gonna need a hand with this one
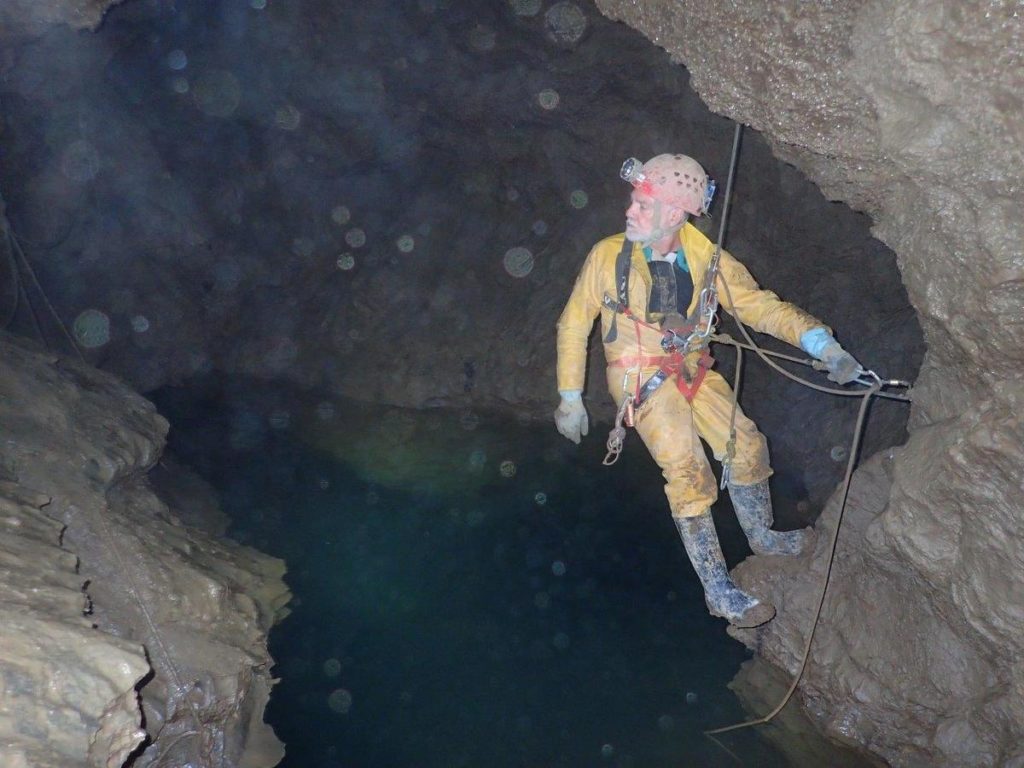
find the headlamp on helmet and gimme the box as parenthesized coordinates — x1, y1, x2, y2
(620, 157, 646, 185)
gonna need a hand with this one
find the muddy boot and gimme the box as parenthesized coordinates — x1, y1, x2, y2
(674, 512, 776, 628)
(729, 479, 813, 556)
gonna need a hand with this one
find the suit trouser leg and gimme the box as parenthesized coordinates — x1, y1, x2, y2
(616, 369, 771, 519)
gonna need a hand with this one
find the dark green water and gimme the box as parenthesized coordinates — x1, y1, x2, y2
(155, 381, 873, 768)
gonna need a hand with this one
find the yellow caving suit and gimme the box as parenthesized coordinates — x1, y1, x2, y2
(556, 223, 827, 519)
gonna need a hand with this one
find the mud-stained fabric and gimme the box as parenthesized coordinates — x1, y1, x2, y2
(556, 223, 828, 394)
(605, 364, 770, 518)
(559, 221, 826, 519)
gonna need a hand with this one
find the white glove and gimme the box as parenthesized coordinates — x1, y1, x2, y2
(554, 392, 589, 444)
(801, 328, 863, 385)
(820, 341, 863, 385)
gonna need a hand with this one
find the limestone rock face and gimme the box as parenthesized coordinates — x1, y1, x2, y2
(0, 0, 124, 38)
(0, 481, 148, 768)
(0, 333, 289, 767)
(593, 0, 1024, 764)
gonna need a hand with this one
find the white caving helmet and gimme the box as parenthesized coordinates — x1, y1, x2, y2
(621, 153, 715, 217)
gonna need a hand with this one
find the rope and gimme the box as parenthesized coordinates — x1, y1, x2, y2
(1, 227, 19, 329)
(597, 123, 912, 745)
(18, 267, 46, 343)
(602, 300, 657, 466)
(718, 271, 910, 399)
(711, 332, 911, 402)
(702, 246, 911, 741)
(8, 228, 86, 362)
(711, 333, 813, 367)
(85, 502, 212, 766)
(602, 400, 628, 466)
(705, 382, 878, 737)
(719, 344, 742, 489)
(679, 121, 913, 741)
(697, 122, 744, 333)
(0, 190, 85, 361)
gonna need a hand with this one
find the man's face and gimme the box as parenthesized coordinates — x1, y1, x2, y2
(625, 189, 658, 242)
(625, 189, 681, 242)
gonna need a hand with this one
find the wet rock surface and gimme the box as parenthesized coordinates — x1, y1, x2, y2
(592, 1, 1024, 762)
(730, 453, 1017, 766)
(728, 658, 886, 768)
(0, 480, 148, 768)
(0, 332, 289, 767)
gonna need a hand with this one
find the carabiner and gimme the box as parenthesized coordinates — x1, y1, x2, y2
(621, 364, 639, 395)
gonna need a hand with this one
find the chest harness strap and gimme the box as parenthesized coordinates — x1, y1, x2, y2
(600, 238, 716, 465)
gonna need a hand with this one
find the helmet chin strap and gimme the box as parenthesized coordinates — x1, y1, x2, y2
(633, 202, 686, 247)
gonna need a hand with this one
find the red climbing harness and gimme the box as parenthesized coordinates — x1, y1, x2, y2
(609, 348, 715, 407)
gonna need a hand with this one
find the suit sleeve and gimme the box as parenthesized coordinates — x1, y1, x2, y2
(715, 249, 829, 348)
(556, 246, 605, 392)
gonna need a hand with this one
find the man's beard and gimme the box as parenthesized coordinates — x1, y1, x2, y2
(624, 221, 648, 242)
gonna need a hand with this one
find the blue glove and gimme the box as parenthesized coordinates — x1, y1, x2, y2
(801, 328, 863, 385)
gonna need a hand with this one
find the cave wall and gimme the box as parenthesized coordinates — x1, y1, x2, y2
(592, 0, 1023, 764)
(0, 333, 290, 767)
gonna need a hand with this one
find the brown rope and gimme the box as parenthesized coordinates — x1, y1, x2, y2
(705, 383, 877, 736)
(705, 265, 904, 737)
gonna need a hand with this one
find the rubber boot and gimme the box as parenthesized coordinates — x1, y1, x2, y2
(674, 512, 775, 628)
(729, 480, 813, 556)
